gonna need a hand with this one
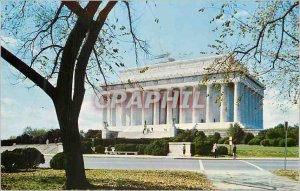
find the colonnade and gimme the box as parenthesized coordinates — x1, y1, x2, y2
(102, 82, 263, 129)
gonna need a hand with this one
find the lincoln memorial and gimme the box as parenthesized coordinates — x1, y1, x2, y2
(98, 55, 264, 139)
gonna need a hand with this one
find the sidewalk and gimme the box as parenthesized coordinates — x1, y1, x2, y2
(205, 170, 299, 190)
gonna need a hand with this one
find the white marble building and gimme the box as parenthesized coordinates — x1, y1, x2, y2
(99, 55, 264, 139)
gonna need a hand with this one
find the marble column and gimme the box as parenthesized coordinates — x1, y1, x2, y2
(255, 93, 260, 128)
(246, 87, 251, 127)
(259, 94, 264, 128)
(220, 83, 229, 122)
(106, 93, 111, 126)
(125, 92, 131, 126)
(141, 91, 145, 125)
(130, 93, 135, 126)
(179, 87, 184, 123)
(206, 84, 214, 123)
(234, 82, 242, 123)
(250, 90, 255, 128)
(153, 90, 160, 125)
(192, 86, 197, 123)
(167, 89, 173, 124)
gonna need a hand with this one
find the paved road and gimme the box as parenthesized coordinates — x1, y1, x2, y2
(40, 155, 298, 172)
(40, 156, 299, 190)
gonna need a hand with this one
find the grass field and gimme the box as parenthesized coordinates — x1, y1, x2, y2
(220, 144, 298, 158)
(273, 170, 299, 181)
(1, 169, 214, 190)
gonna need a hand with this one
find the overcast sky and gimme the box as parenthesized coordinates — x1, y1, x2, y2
(1, 1, 298, 139)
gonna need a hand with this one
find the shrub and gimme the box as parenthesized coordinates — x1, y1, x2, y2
(136, 144, 147, 155)
(244, 133, 255, 144)
(217, 146, 228, 155)
(279, 138, 297, 147)
(287, 138, 297, 147)
(1, 139, 17, 146)
(115, 144, 137, 152)
(269, 138, 282, 147)
(81, 141, 95, 154)
(218, 137, 228, 144)
(248, 137, 261, 145)
(260, 139, 270, 146)
(50, 152, 65, 170)
(95, 145, 105, 154)
(210, 132, 221, 143)
(266, 128, 283, 140)
(194, 139, 213, 156)
(1, 150, 22, 172)
(257, 130, 268, 140)
(144, 140, 168, 156)
(1, 148, 45, 172)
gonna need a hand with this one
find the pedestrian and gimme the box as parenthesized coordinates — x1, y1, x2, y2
(233, 144, 237, 159)
(182, 144, 186, 157)
(212, 143, 218, 158)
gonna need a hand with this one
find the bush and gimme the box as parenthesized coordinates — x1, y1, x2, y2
(1, 139, 17, 146)
(144, 140, 168, 156)
(218, 137, 228, 144)
(1, 150, 22, 172)
(269, 138, 282, 147)
(217, 146, 228, 155)
(266, 128, 283, 140)
(81, 141, 95, 154)
(194, 139, 213, 156)
(279, 138, 297, 147)
(115, 144, 138, 152)
(1, 148, 45, 172)
(95, 145, 105, 154)
(211, 132, 221, 143)
(50, 152, 66, 170)
(136, 144, 147, 155)
(260, 139, 270, 146)
(248, 137, 261, 145)
(244, 133, 255, 144)
(257, 130, 268, 140)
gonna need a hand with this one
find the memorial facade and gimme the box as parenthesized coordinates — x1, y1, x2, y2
(99, 55, 264, 139)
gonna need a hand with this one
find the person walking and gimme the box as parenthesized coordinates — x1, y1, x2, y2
(182, 144, 186, 157)
(212, 143, 218, 158)
(233, 144, 237, 159)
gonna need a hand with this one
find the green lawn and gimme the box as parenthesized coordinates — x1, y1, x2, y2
(220, 144, 298, 158)
(1, 169, 214, 190)
(273, 170, 299, 181)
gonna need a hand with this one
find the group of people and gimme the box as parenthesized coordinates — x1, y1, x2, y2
(212, 143, 237, 159)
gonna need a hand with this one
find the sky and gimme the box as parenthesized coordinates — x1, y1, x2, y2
(1, 1, 299, 139)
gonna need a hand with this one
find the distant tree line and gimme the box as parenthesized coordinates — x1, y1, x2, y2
(1, 128, 103, 146)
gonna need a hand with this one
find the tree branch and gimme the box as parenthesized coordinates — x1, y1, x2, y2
(1, 46, 56, 99)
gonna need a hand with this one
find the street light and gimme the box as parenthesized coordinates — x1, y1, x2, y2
(284, 121, 288, 170)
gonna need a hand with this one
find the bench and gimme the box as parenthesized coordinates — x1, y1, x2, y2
(104, 147, 138, 155)
(115, 151, 138, 155)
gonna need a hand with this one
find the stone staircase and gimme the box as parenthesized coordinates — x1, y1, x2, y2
(117, 130, 171, 139)
(1, 143, 62, 154)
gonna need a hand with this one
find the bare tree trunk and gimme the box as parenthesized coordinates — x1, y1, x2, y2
(55, 102, 88, 189)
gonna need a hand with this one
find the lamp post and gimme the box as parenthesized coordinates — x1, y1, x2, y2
(284, 121, 288, 170)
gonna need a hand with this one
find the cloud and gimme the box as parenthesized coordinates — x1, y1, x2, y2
(236, 10, 250, 17)
(263, 89, 299, 128)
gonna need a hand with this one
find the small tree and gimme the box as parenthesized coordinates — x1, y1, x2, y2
(227, 123, 245, 144)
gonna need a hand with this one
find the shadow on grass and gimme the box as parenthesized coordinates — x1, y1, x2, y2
(87, 179, 201, 190)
